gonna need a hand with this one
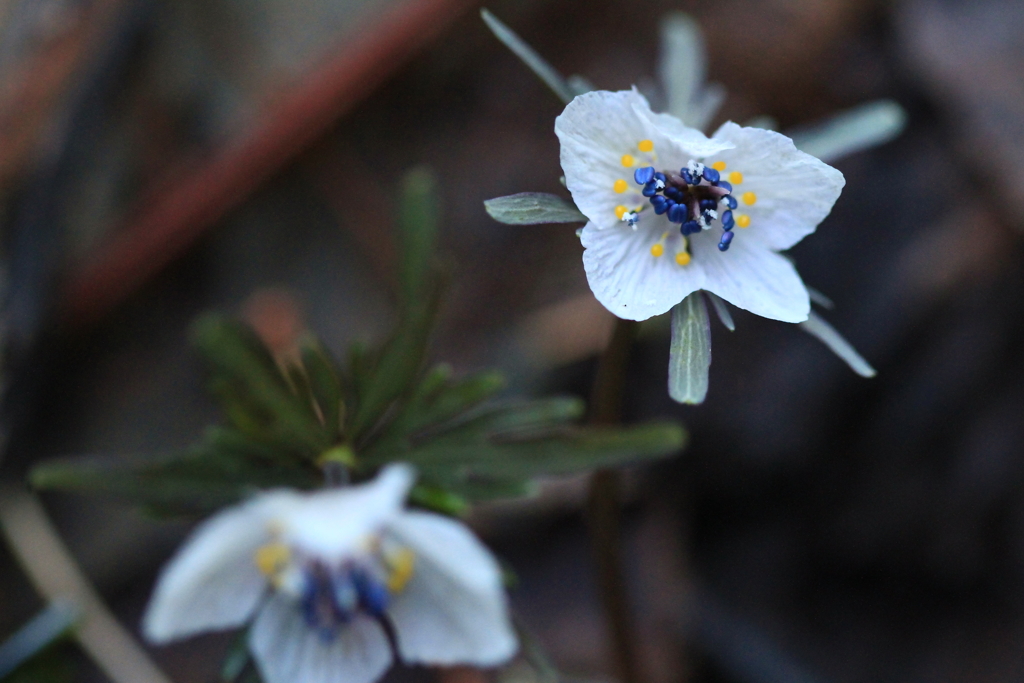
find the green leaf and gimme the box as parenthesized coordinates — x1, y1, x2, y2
(481, 9, 576, 104)
(391, 367, 507, 436)
(408, 483, 470, 516)
(669, 291, 712, 404)
(484, 193, 587, 225)
(191, 315, 328, 456)
(410, 421, 685, 478)
(397, 167, 439, 308)
(300, 339, 344, 439)
(799, 310, 876, 378)
(30, 444, 317, 516)
(220, 629, 251, 682)
(789, 100, 906, 163)
(348, 170, 445, 439)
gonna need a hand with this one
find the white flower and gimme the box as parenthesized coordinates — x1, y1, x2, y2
(555, 88, 845, 323)
(142, 465, 517, 683)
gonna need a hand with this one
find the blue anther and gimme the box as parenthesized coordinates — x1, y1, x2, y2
(331, 572, 359, 619)
(352, 570, 390, 617)
(680, 169, 695, 185)
(721, 210, 735, 229)
(703, 167, 720, 184)
(668, 203, 687, 223)
(634, 167, 656, 185)
(682, 220, 700, 235)
(650, 195, 669, 214)
(699, 199, 717, 211)
(718, 231, 734, 251)
(642, 180, 659, 197)
(702, 210, 716, 225)
(654, 172, 667, 184)
(665, 186, 684, 201)
(717, 180, 733, 192)
(723, 195, 738, 210)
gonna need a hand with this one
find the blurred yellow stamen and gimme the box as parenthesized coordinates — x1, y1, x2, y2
(650, 243, 664, 257)
(386, 548, 416, 593)
(255, 543, 291, 578)
(613, 179, 628, 193)
(741, 191, 757, 205)
(615, 205, 628, 219)
(675, 251, 691, 266)
(621, 154, 635, 167)
(736, 214, 751, 228)
(729, 171, 744, 184)
(711, 161, 727, 171)
(638, 140, 654, 153)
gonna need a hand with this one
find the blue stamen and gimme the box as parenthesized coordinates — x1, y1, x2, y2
(680, 169, 695, 185)
(702, 167, 720, 184)
(650, 195, 669, 214)
(352, 570, 390, 617)
(699, 199, 717, 212)
(642, 180, 659, 197)
(716, 180, 733, 193)
(634, 166, 655, 185)
(718, 231, 734, 251)
(722, 195, 738, 210)
(682, 220, 700, 235)
(668, 203, 687, 223)
(721, 210, 734, 229)
(654, 172, 667, 184)
(665, 186, 684, 202)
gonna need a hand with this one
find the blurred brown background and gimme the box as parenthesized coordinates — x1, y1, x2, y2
(3, 0, 1024, 681)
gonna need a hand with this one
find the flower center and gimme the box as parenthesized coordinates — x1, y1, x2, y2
(255, 538, 415, 642)
(611, 145, 757, 262)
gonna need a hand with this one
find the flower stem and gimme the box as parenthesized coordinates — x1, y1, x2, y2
(586, 318, 641, 683)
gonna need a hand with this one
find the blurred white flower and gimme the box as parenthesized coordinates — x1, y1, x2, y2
(143, 464, 517, 683)
(556, 89, 844, 323)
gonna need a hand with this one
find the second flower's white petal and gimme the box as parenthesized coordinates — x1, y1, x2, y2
(581, 221, 705, 321)
(142, 493, 298, 642)
(386, 511, 517, 666)
(284, 464, 415, 562)
(693, 236, 810, 323)
(710, 122, 845, 251)
(250, 595, 393, 683)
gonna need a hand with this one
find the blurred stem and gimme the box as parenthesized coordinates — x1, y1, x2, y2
(586, 318, 641, 683)
(0, 484, 174, 683)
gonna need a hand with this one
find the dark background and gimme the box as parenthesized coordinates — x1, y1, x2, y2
(3, 0, 1024, 681)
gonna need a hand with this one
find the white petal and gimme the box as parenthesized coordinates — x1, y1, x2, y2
(555, 89, 729, 232)
(250, 594, 392, 683)
(385, 511, 517, 666)
(283, 464, 415, 562)
(142, 493, 297, 642)
(581, 220, 705, 321)
(693, 236, 810, 323)
(710, 122, 844, 251)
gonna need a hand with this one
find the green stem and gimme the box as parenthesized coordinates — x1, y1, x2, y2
(586, 318, 641, 683)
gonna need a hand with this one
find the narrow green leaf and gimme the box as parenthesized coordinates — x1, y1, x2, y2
(481, 9, 576, 104)
(398, 421, 685, 477)
(300, 339, 344, 439)
(800, 311, 876, 378)
(220, 629, 251, 682)
(484, 193, 587, 225)
(191, 315, 328, 455)
(789, 100, 906, 163)
(397, 167, 439, 309)
(659, 12, 705, 122)
(669, 292, 712, 404)
(408, 483, 470, 516)
(349, 169, 446, 439)
(393, 369, 507, 436)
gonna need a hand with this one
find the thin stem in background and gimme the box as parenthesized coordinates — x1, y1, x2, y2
(0, 484, 174, 683)
(586, 318, 641, 683)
